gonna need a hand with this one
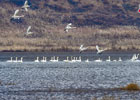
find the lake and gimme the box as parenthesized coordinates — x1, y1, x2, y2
(0, 52, 140, 100)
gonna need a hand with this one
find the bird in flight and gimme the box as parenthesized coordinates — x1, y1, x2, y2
(79, 45, 88, 53)
(64, 23, 76, 32)
(25, 26, 33, 35)
(11, 9, 24, 19)
(96, 45, 106, 54)
(22, 0, 30, 12)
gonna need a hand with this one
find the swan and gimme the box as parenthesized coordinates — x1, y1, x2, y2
(94, 58, 102, 62)
(12, 57, 18, 62)
(63, 57, 70, 62)
(96, 45, 106, 54)
(41, 57, 47, 62)
(71, 57, 76, 62)
(79, 45, 88, 53)
(6, 57, 13, 62)
(12, 9, 24, 19)
(77, 56, 82, 62)
(64, 23, 76, 32)
(131, 54, 136, 61)
(85, 59, 89, 62)
(22, 0, 30, 12)
(50, 56, 59, 62)
(131, 54, 139, 61)
(18, 57, 23, 63)
(118, 57, 122, 62)
(106, 56, 111, 62)
(34, 57, 39, 62)
(25, 26, 33, 35)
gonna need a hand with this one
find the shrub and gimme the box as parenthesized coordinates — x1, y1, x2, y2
(121, 83, 140, 91)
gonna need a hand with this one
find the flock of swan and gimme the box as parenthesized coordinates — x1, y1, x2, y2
(11, 0, 76, 36)
(6, 53, 140, 63)
(9, 1, 140, 63)
(5, 42, 139, 63)
(11, 0, 32, 36)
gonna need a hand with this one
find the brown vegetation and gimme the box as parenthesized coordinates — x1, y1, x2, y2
(0, 0, 140, 51)
(120, 83, 140, 91)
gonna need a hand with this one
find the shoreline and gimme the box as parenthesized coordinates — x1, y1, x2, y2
(1, 48, 140, 53)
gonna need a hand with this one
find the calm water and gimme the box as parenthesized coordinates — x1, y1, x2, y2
(0, 52, 140, 100)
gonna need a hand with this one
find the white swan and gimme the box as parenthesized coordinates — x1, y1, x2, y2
(12, 57, 18, 62)
(6, 57, 13, 62)
(25, 26, 33, 35)
(12, 9, 24, 19)
(71, 57, 76, 62)
(41, 57, 47, 62)
(118, 57, 122, 62)
(96, 45, 106, 54)
(34, 57, 39, 62)
(131, 54, 139, 61)
(18, 57, 23, 63)
(22, 0, 30, 12)
(63, 57, 70, 62)
(76, 56, 82, 62)
(85, 59, 89, 62)
(64, 23, 76, 32)
(79, 45, 88, 53)
(106, 56, 111, 62)
(50, 56, 59, 62)
(94, 58, 102, 62)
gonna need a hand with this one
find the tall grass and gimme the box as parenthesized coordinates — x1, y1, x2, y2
(0, 2, 140, 51)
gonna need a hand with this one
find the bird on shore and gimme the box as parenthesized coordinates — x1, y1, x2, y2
(22, 0, 30, 12)
(12, 9, 24, 19)
(79, 45, 88, 53)
(96, 45, 106, 54)
(25, 26, 33, 35)
(64, 23, 76, 32)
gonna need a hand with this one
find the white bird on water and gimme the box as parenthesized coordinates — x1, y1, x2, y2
(96, 45, 106, 54)
(106, 56, 111, 62)
(131, 54, 139, 61)
(79, 45, 88, 53)
(34, 57, 39, 62)
(64, 23, 76, 32)
(94, 58, 102, 62)
(22, 0, 30, 12)
(26, 26, 33, 35)
(6, 57, 13, 62)
(12, 9, 24, 19)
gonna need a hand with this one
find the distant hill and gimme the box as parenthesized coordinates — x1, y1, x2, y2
(0, 0, 140, 52)
(1, 0, 140, 26)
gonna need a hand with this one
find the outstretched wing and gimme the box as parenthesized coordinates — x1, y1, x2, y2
(24, 0, 28, 5)
(25, 7, 28, 11)
(80, 45, 83, 50)
(96, 45, 100, 51)
(67, 23, 72, 27)
(27, 26, 31, 33)
(14, 9, 19, 16)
